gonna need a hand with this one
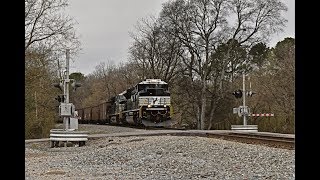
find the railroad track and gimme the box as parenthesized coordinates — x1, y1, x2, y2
(91, 124, 294, 150)
(113, 125, 295, 149)
(206, 132, 294, 150)
(91, 122, 187, 130)
(28, 123, 295, 150)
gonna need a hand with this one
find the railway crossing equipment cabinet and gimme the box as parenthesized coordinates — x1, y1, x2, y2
(59, 103, 74, 116)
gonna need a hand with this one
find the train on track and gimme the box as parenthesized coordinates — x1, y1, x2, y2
(76, 79, 174, 127)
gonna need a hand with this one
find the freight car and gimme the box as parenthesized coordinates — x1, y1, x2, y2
(77, 79, 174, 127)
(77, 101, 112, 124)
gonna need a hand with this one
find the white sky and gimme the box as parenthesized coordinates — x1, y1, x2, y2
(66, 0, 295, 76)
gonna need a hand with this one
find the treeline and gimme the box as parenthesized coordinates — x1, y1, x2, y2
(25, 0, 294, 139)
(75, 38, 294, 134)
(76, 0, 293, 133)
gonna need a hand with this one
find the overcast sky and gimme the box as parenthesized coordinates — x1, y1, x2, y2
(66, 0, 294, 76)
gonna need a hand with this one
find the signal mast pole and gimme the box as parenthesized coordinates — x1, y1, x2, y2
(63, 49, 70, 130)
(242, 72, 247, 126)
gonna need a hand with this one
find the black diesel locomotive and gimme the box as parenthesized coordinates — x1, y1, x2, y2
(76, 79, 173, 127)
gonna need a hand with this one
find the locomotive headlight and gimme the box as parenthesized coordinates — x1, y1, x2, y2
(164, 105, 166, 107)
(148, 105, 152, 108)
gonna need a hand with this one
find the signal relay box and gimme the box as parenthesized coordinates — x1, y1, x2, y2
(59, 103, 75, 116)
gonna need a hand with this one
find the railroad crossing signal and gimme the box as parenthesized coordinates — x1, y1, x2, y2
(246, 91, 256, 97)
(53, 82, 63, 91)
(232, 89, 243, 98)
(71, 80, 82, 92)
(233, 90, 256, 98)
(232, 73, 257, 127)
(55, 94, 65, 103)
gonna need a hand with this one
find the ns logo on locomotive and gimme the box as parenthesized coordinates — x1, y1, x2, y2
(77, 79, 174, 127)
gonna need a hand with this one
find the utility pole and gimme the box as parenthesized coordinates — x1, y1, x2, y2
(242, 72, 247, 126)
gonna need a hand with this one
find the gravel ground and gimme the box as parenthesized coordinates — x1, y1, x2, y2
(26, 129, 295, 180)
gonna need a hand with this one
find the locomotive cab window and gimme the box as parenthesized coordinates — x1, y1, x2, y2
(139, 88, 170, 96)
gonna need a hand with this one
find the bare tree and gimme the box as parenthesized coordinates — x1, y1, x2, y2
(25, 0, 80, 53)
(80, 61, 142, 108)
(159, 0, 287, 129)
(129, 17, 184, 84)
(117, 62, 140, 89)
